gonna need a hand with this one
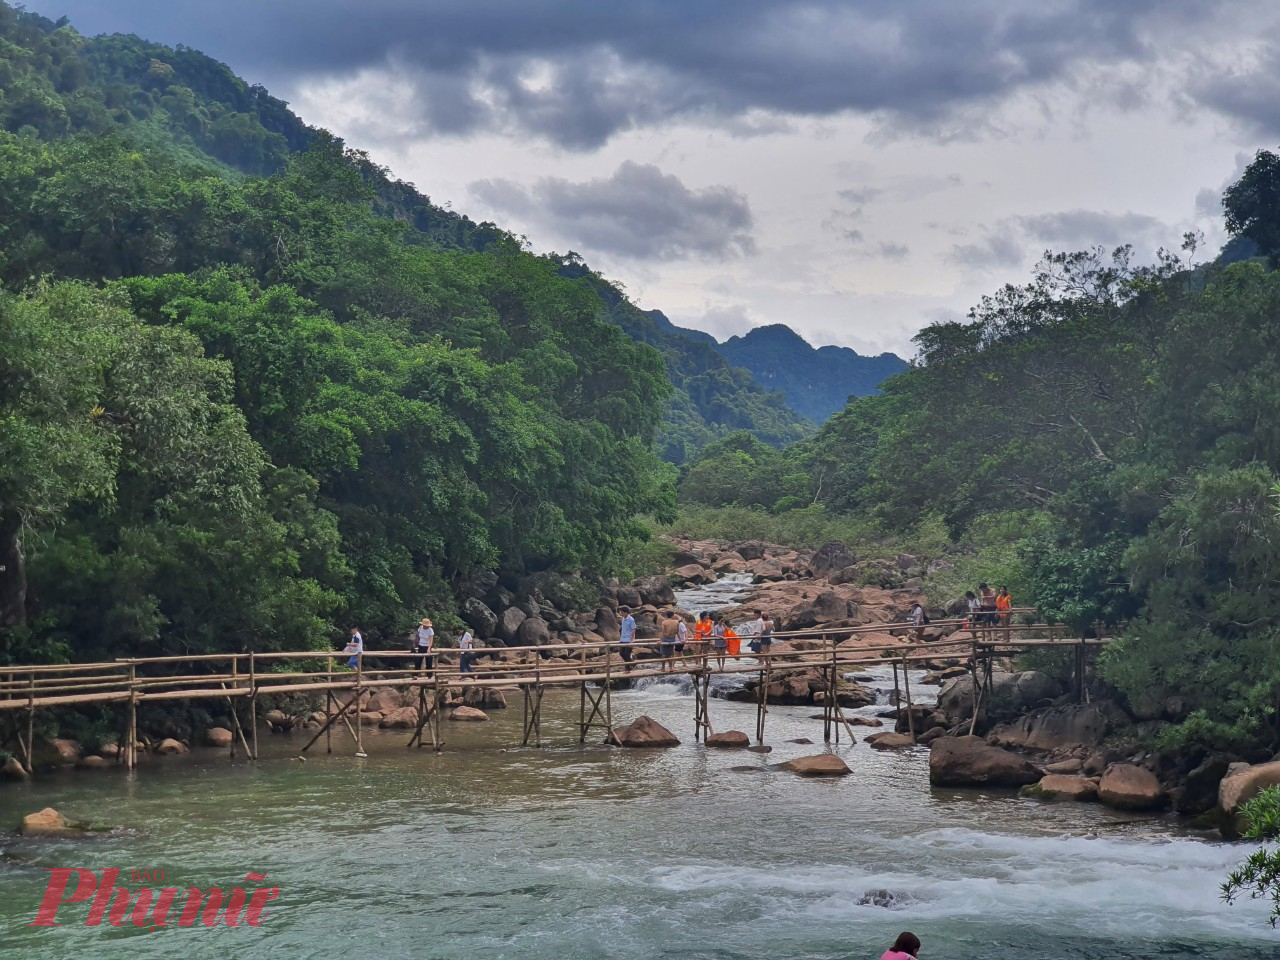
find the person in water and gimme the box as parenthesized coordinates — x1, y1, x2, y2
(880, 931, 921, 960)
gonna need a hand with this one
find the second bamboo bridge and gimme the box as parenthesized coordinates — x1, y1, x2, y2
(0, 618, 1111, 773)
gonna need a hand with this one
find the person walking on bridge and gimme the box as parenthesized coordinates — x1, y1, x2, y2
(711, 617, 728, 668)
(996, 586, 1012, 628)
(414, 617, 435, 675)
(658, 611, 679, 672)
(694, 611, 714, 664)
(674, 615, 688, 665)
(343, 627, 364, 669)
(458, 628, 476, 675)
(756, 611, 774, 660)
(618, 606, 636, 673)
(723, 618, 741, 660)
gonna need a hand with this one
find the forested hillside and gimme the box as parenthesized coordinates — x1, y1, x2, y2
(0, 2, 821, 463)
(679, 201, 1280, 752)
(717, 324, 907, 424)
(0, 3, 687, 661)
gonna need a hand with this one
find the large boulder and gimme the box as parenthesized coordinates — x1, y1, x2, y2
(928, 736, 1042, 788)
(461, 598, 499, 638)
(462, 686, 508, 710)
(781, 754, 851, 776)
(809, 541, 859, 579)
(734, 540, 768, 561)
(608, 716, 680, 748)
(634, 575, 676, 608)
(785, 591, 853, 630)
(20, 808, 82, 838)
(1218, 760, 1280, 816)
(1098, 764, 1164, 810)
(364, 690, 400, 714)
(614, 585, 642, 608)
(706, 731, 750, 748)
(449, 706, 489, 722)
(2, 756, 30, 780)
(594, 606, 620, 644)
(935, 671, 1062, 724)
(1022, 774, 1098, 802)
(496, 606, 528, 642)
(380, 706, 420, 729)
(31, 737, 81, 768)
(866, 732, 916, 750)
(1176, 754, 1232, 816)
(671, 564, 713, 586)
(155, 738, 188, 755)
(987, 702, 1123, 752)
(204, 727, 234, 748)
(516, 617, 551, 647)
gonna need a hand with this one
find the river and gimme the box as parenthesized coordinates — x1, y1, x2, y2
(0, 575, 1274, 958)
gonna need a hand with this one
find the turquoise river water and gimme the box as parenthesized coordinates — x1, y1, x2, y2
(1, 664, 1276, 960)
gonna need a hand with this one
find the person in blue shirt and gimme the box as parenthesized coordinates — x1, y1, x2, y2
(618, 605, 636, 673)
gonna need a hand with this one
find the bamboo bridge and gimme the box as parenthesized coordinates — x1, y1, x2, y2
(0, 619, 1111, 772)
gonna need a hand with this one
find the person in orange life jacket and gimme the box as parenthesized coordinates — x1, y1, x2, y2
(694, 611, 714, 662)
(996, 586, 1012, 626)
(723, 618, 741, 659)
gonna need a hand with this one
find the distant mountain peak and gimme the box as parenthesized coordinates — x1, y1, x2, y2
(717, 325, 907, 424)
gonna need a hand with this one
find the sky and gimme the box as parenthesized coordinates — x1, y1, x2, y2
(23, 1, 1280, 356)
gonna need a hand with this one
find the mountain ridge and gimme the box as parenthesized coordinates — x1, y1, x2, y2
(717, 323, 908, 424)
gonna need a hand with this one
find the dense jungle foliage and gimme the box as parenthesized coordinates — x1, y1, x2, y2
(677, 210, 1280, 751)
(0, 4, 685, 660)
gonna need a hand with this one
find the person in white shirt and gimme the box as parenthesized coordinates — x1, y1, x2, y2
(911, 603, 927, 644)
(343, 627, 363, 669)
(414, 618, 435, 674)
(458, 629, 475, 674)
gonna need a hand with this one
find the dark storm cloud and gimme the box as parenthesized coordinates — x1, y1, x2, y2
(25, 0, 1220, 149)
(1189, 42, 1280, 139)
(469, 162, 755, 260)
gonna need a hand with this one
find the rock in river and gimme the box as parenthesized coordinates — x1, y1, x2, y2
(608, 716, 680, 748)
(706, 731, 750, 749)
(1097, 764, 1164, 810)
(781, 754, 851, 777)
(928, 736, 1041, 788)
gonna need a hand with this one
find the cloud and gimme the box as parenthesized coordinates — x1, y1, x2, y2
(1012, 209, 1166, 251)
(25, 0, 1241, 150)
(949, 208, 1179, 272)
(697, 304, 756, 341)
(1189, 41, 1280, 139)
(948, 234, 1025, 269)
(875, 242, 911, 261)
(469, 162, 755, 260)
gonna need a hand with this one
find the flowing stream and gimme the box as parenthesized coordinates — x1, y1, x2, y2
(0, 575, 1273, 958)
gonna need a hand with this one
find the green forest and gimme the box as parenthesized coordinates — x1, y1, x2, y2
(6, 1, 1280, 758)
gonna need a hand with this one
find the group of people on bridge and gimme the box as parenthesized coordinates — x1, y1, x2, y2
(614, 607, 778, 672)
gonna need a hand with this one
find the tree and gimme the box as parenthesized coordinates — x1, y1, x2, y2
(1224, 149, 1280, 265)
